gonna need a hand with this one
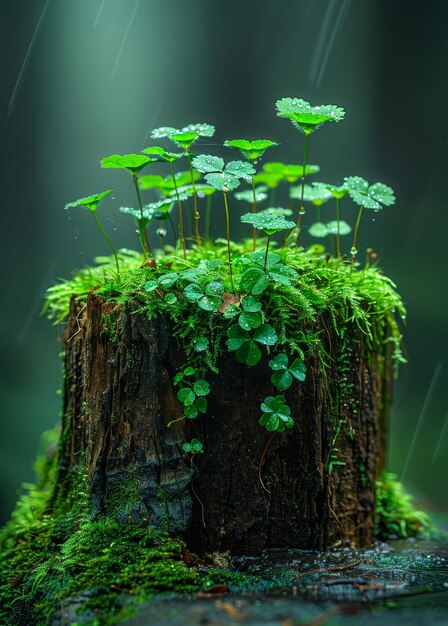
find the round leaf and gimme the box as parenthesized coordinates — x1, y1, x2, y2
(193, 379, 210, 396)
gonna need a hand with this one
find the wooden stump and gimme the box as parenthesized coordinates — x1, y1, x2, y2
(56, 293, 392, 555)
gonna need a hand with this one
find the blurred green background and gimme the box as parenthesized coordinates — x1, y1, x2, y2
(1, 0, 447, 523)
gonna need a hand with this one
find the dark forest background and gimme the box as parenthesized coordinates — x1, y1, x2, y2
(1, 0, 447, 522)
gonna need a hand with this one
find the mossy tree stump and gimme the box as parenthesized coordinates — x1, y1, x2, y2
(57, 292, 393, 555)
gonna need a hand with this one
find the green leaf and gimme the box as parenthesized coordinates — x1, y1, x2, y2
(259, 206, 293, 217)
(225, 160, 256, 181)
(205, 281, 224, 296)
(241, 296, 262, 313)
(253, 323, 278, 346)
(182, 123, 215, 137)
(193, 379, 210, 396)
(191, 438, 204, 453)
(183, 283, 203, 301)
(268, 263, 298, 285)
(182, 442, 192, 452)
(246, 250, 281, 269)
(259, 395, 293, 433)
(309, 222, 330, 238)
(205, 172, 240, 192)
(151, 127, 178, 139)
(290, 184, 332, 205)
(253, 171, 283, 189)
(101, 154, 151, 174)
(198, 295, 222, 312)
(195, 397, 207, 414)
(138, 174, 166, 191)
(191, 154, 224, 173)
(192, 337, 209, 352)
(344, 176, 396, 210)
(236, 340, 262, 366)
(226, 325, 251, 350)
(240, 212, 295, 235)
(238, 311, 262, 331)
(170, 131, 198, 150)
(313, 181, 348, 199)
(65, 189, 114, 212)
(234, 186, 268, 204)
(184, 406, 198, 419)
(263, 162, 320, 183)
(268, 354, 289, 371)
(158, 272, 178, 287)
(142, 146, 183, 162)
(271, 369, 293, 390)
(177, 388, 195, 406)
(326, 220, 352, 235)
(289, 358, 306, 381)
(239, 268, 269, 295)
(276, 98, 345, 135)
(164, 293, 177, 305)
(224, 139, 278, 160)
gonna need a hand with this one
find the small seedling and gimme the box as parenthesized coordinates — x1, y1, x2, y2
(101, 153, 156, 257)
(225, 139, 278, 249)
(276, 98, 345, 243)
(182, 438, 204, 455)
(259, 395, 293, 433)
(240, 212, 295, 270)
(65, 190, 120, 277)
(345, 176, 395, 259)
(152, 124, 215, 248)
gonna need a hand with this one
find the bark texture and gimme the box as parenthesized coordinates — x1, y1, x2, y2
(57, 293, 392, 555)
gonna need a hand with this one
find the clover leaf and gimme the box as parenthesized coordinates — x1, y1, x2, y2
(234, 186, 268, 204)
(344, 176, 396, 210)
(240, 212, 295, 235)
(290, 184, 332, 205)
(313, 181, 348, 200)
(152, 123, 215, 150)
(191, 155, 225, 173)
(259, 207, 293, 217)
(182, 439, 204, 454)
(326, 220, 351, 235)
(192, 155, 256, 193)
(309, 222, 330, 238)
(239, 268, 269, 295)
(183, 280, 224, 312)
(259, 395, 293, 433)
(101, 154, 152, 175)
(253, 171, 284, 189)
(65, 189, 114, 213)
(142, 146, 183, 163)
(226, 323, 278, 366)
(268, 353, 306, 390)
(224, 139, 278, 161)
(276, 98, 345, 135)
(262, 162, 320, 183)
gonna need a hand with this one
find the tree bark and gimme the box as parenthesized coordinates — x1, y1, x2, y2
(56, 293, 392, 555)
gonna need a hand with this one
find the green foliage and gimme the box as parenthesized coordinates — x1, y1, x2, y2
(268, 353, 306, 390)
(101, 153, 153, 174)
(375, 472, 436, 540)
(290, 183, 333, 205)
(152, 123, 215, 149)
(224, 138, 278, 160)
(182, 438, 204, 455)
(234, 185, 268, 203)
(64, 189, 114, 212)
(313, 181, 348, 199)
(276, 97, 345, 134)
(240, 212, 295, 235)
(259, 395, 293, 432)
(226, 323, 278, 366)
(309, 220, 352, 238)
(142, 146, 183, 162)
(345, 176, 396, 210)
(263, 161, 320, 182)
(192, 155, 256, 192)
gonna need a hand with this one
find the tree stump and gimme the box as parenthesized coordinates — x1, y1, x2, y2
(56, 293, 393, 555)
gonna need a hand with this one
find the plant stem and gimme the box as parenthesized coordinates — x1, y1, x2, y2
(186, 153, 201, 249)
(169, 162, 186, 259)
(335, 197, 341, 258)
(132, 173, 152, 257)
(223, 192, 235, 293)
(351, 204, 364, 261)
(251, 166, 257, 250)
(92, 212, 120, 278)
(295, 133, 310, 245)
(205, 194, 212, 241)
(263, 234, 271, 271)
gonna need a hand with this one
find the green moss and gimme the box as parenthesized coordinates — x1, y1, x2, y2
(375, 471, 437, 540)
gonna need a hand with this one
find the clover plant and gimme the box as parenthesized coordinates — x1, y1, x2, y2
(65, 190, 120, 277)
(61, 95, 400, 463)
(276, 98, 345, 243)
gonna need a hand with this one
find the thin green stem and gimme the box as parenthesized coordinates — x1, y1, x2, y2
(223, 192, 235, 293)
(251, 174, 257, 250)
(351, 204, 364, 261)
(263, 234, 271, 271)
(132, 173, 152, 257)
(335, 197, 341, 258)
(169, 162, 186, 259)
(92, 211, 120, 278)
(187, 153, 201, 248)
(205, 194, 212, 241)
(295, 133, 310, 245)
